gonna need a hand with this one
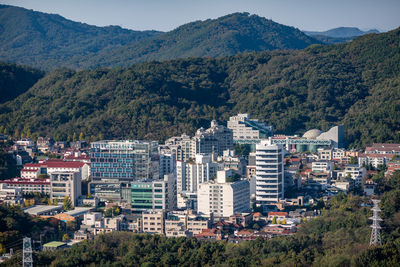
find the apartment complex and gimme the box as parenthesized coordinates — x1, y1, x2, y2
(256, 140, 284, 206)
(197, 170, 250, 218)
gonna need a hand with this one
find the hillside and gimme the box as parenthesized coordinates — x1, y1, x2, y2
(0, 28, 399, 147)
(304, 27, 380, 38)
(0, 7, 319, 70)
(304, 27, 381, 44)
(83, 13, 320, 69)
(0, 62, 44, 103)
(0, 4, 161, 70)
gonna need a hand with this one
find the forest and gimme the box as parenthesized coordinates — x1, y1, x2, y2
(0, 27, 399, 147)
(0, 6, 318, 70)
(2, 171, 400, 267)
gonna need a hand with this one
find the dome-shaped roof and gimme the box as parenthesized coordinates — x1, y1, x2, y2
(302, 129, 322, 139)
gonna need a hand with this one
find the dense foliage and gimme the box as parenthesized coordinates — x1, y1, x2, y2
(0, 142, 18, 179)
(0, 204, 62, 255)
(83, 13, 319, 69)
(4, 173, 400, 266)
(0, 5, 161, 70)
(0, 28, 399, 147)
(0, 62, 44, 103)
(0, 7, 318, 70)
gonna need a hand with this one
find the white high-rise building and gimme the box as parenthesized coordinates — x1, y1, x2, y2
(256, 139, 284, 205)
(176, 154, 218, 194)
(197, 170, 250, 218)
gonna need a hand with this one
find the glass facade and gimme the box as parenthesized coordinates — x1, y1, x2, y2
(89, 140, 158, 201)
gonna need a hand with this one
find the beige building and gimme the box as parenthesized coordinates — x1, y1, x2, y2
(50, 171, 81, 207)
(142, 210, 165, 234)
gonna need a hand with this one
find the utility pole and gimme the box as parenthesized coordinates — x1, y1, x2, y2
(22, 237, 33, 267)
(369, 199, 382, 246)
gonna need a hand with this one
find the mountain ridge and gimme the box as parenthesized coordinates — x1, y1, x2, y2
(0, 28, 399, 147)
(0, 6, 319, 70)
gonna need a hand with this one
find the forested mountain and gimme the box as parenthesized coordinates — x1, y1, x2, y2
(304, 27, 380, 38)
(304, 27, 381, 44)
(0, 5, 162, 70)
(0, 28, 398, 147)
(83, 13, 320, 69)
(0, 62, 44, 103)
(0, 6, 319, 70)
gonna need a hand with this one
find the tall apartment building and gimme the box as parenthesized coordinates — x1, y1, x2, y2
(176, 154, 218, 194)
(197, 170, 250, 218)
(89, 140, 158, 201)
(159, 121, 233, 161)
(130, 174, 177, 212)
(256, 140, 284, 206)
(227, 113, 273, 141)
(50, 172, 81, 207)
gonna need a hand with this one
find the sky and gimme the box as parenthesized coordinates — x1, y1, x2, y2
(1, 0, 399, 32)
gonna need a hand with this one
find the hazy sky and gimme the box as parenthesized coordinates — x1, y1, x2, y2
(1, 0, 399, 32)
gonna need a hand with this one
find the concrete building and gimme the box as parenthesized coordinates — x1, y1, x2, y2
(0, 184, 23, 204)
(311, 161, 333, 174)
(176, 154, 218, 194)
(318, 148, 332, 160)
(386, 159, 400, 177)
(142, 210, 165, 234)
(197, 170, 250, 218)
(227, 113, 273, 141)
(365, 143, 400, 155)
(130, 174, 177, 212)
(256, 140, 284, 206)
(165, 210, 211, 237)
(160, 121, 233, 162)
(337, 165, 366, 187)
(0, 178, 50, 195)
(358, 154, 391, 169)
(89, 140, 159, 201)
(50, 172, 81, 207)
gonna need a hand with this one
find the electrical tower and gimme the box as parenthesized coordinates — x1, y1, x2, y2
(369, 199, 382, 246)
(23, 237, 33, 267)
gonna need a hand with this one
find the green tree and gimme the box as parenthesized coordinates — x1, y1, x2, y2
(62, 234, 70, 242)
(62, 196, 72, 211)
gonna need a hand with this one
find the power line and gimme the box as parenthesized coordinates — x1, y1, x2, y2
(369, 199, 382, 246)
(22, 237, 33, 267)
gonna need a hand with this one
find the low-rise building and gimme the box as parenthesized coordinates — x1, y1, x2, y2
(386, 159, 400, 177)
(142, 210, 165, 234)
(0, 177, 50, 195)
(0, 184, 23, 204)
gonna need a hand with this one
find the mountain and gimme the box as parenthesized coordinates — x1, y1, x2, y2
(304, 27, 380, 38)
(0, 28, 399, 147)
(83, 13, 320, 69)
(0, 62, 44, 104)
(0, 4, 162, 70)
(0, 6, 319, 70)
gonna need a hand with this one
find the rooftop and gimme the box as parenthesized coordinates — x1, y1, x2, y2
(43, 241, 66, 248)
